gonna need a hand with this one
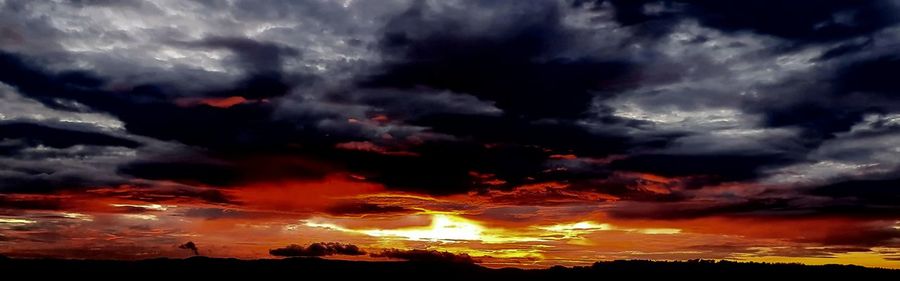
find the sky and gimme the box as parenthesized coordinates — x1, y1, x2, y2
(1, 0, 900, 269)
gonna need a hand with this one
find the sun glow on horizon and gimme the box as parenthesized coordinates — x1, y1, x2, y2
(361, 214, 485, 241)
(302, 212, 683, 247)
(303, 213, 544, 243)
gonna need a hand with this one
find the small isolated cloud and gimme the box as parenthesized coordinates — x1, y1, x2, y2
(269, 242, 366, 257)
(370, 249, 480, 264)
(178, 241, 199, 256)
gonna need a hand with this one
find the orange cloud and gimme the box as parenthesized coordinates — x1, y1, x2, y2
(229, 176, 386, 213)
(335, 141, 419, 157)
(174, 96, 250, 108)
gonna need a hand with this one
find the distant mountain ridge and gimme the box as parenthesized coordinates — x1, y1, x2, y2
(1, 256, 897, 279)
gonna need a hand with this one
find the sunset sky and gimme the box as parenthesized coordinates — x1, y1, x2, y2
(1, 0, 900, 269)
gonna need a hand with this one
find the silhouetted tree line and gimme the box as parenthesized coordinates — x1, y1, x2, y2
(0, 256, 896, 280)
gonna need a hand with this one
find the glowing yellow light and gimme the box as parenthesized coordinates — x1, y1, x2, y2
(433, 246, 545, 260)
(301, 221, 351, 232)
(304, 214, 541, 243)
(121, 214, 158, 220)
(302, 216, 680, 247)
(363, 214, 484, 241)
(744, 251, 900, 269)
(539, 221, 613, 232)
(0, 218, 36, 225)
(638, 228, 682, 235)
(538, 221, 681, 236)
(111, 203, 174, 211)
(355, 193, 444, 202)
(538, 221, 613, 239)
(62, 212, 94, 221)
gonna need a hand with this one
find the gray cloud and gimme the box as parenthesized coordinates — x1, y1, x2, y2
(0, 0, 899, 221)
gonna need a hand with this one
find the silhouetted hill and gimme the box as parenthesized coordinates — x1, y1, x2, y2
(0, 257, 896, 280)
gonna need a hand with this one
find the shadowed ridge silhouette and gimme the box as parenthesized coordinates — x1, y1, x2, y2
(0, 257, 896, 280)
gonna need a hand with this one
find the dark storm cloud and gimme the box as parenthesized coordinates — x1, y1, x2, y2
(0, 0, 763, 196)
(327, 89, 502, 119)
(0, 47, 347, 189)
(0, 122, 139, 150)
(836, 55, 900, 96)
(177, 36, 305, 100)
(0, 51, 281, 189)
(364, 0, 635, 120)
(346, 0, 860, 197)
(583, 1, 900, 153)
(0, 161, 127, 194)
(88, 185, 236, 205)
(186, 36, 300, 74)
(324, 202, 415, 217)
(64, 0, 147, 8)
(606, 199, 795, 220)
(0, 175, 93, 193)
(609, 154, 798, 186)
(336, 113, 668, 194)
(809, 224, 900, 247)
(818, 38, 874, 61)
(755, 54, 900, 143)
(607, 174, 900, 221)
(269, 242, 366, 257)
(411, 114, 657, 157)
(0, 0, 899, 223)
(0, 195, 64, 211)
(117, 161, 244, 187)
(338, 141, 546, 194)
(117, 153, 342, 188)
(0, 51, 125, 112)
(584, 0, 900, 42)
(565, 176, 689, 203)
(0, 43, 309, 151)
(808, 176, 900, 211)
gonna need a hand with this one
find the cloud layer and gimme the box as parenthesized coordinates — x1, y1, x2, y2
(1, 0, 899, 268)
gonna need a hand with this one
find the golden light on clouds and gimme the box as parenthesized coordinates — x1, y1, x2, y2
(290, 211, 699, 267)
(5, 0, 900, 273)
(304, 213, 543, 243)
(537, 221, 681, 236)
(0, 218, 37, 225)
(360, 214, 485, 242)
(302, 212, 683, 247)
(110, 203, 176, 211)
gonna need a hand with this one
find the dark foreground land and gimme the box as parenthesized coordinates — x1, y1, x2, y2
(1, 256, 897, 280)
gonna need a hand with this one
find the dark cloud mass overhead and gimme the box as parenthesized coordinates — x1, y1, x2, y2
(0, 0, 899, 269)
